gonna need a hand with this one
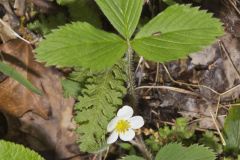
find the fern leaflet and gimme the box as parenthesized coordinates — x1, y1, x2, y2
(74, 62, 127, 152)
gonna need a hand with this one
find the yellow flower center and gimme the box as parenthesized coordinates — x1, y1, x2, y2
(115, 119, 131, 133)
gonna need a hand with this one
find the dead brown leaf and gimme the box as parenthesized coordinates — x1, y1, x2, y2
(0, 39, 80, 159)
(0, 39, 50, 118)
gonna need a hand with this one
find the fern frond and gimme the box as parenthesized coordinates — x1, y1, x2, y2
(74, 62, 127, 152)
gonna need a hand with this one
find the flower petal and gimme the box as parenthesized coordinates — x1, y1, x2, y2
(107, 131, 118, 144)
(107, 117, 120, 132)
(119, 129, 135, 141)
(129, 116, 144, 129)
(117, 105, 133, 118)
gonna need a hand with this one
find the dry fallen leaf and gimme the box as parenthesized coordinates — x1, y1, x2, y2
(0, 19, 18, 42)
(0, 39, 80, 159)
(0, 39, 56, 119)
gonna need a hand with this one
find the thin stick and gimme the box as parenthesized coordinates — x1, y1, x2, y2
(215, 96, 221, 119)
(162, 64, 220, 95)
(228, 0, 240, 16)
(163, 63, 240, 98)
(227, 103, 240, 106)
(209, 110, 226, 146)
(136, 85, 200, 97)
(135, 56, 144, 75)
(220, 84, 240, 96)
(155, 62, 160, 83)
(218, 40, 240, 79)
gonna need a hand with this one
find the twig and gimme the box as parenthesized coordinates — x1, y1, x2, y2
(162, 63, 240, 102)
(219, 84, 240, 96)
(162, 64, 220, 95)
(135, 56, 144, 75)
(154, 62, 160, 83)
(218, 40, 240, 79)
(0, 19, 30, 44)
(227, 102, 240, 106)
(228, 0, 240, 16)
(136, 85, 200, 97)
(215, 96, 221, 119)
(209, 110, 226, 146)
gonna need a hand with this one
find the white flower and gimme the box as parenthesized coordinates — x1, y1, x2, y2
(107, 105, 144, 144)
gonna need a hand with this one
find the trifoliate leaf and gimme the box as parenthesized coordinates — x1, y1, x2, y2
(155, 143, 216, 160)
(0, 61, 41, 95)
(121, 155, 145, 160)
(74, 62, 127, 152)
(224, 106, 240, 153)
(0, 140, 44, 160)
(131, 4, 224, 62)
(36, 22, 127, 71)
(96, 0, 144, 39)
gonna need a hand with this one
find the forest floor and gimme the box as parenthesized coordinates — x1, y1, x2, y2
(1, 0, 240, 160)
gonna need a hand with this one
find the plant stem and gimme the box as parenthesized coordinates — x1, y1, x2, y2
(130, 136, 153, 160)
(126, 41, 137, 107)
(126, 42, 152, 159)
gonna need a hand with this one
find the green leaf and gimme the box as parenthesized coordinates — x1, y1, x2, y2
(131, 4, 224, 62)
(0, 61, 41, 95)
(119, 142, 132, 150)
(199, 131, 223, 154)
(121, 155, 145, 160)
(158, 117, 194, 143)
(224, 106, 240, 153)
(61, 79, 81, 98)
(0, 140, 44, 160)
(96, 0, 144, 39)
(36, 22, 127, 71)
(74, 62, 127, 152)
(155, 143, 216, 160)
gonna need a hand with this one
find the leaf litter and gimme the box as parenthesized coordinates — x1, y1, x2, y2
(1, 0, 240, 159)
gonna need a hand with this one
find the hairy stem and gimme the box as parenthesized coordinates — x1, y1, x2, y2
(126, 41, 137, 107)
(126, 42, 152, 159)
(130, 136, 153, 160)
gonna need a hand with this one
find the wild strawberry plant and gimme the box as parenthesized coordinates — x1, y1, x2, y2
(36, 0, 224, 153)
